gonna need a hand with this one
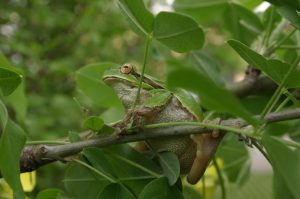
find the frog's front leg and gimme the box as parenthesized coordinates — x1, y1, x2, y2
(187, 129, 224, 184)
(113, 106, 163, 135)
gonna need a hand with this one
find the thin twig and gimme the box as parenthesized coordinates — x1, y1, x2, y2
(213, 157, 226, 199)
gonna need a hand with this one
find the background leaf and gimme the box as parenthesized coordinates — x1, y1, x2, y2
(118, 0, 154, 36)
(154, 12, 205, 53)
(76, 63, 123, 108)
(173, 0, 229, 24)
(263, 135, 300, 199)
(0, 99, 7, 132)
(0, 67, 22, 96)
(99, 183, 135, 199)
(157, 151, 180, 185)
(223, 3, 262, 45)
(83, 116, 104, 132)
(216, 135, 250, 185)
(36, 188, 64, 199)
(167, 68, 258, 126)
(228, 40, 300, 88)
(0, 120, 26, 199)
(64, 163, 109, 198)
(277, 5, 300, 29)
(138, 177, 183, 199)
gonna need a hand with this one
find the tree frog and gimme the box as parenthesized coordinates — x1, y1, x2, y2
(102, 64, 224, 184)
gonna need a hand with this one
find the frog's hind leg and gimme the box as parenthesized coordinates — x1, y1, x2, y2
(187, 130, 224, 184)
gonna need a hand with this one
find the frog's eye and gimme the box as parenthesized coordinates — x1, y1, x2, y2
(120, 64, 133, 74)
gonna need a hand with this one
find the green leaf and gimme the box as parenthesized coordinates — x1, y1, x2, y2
(228, 40, 300, 88)
(36, 188, 64, 199)
(76, 63, 122, 108)
(0, 99, 8, 132)
(277, 5, 300, 29)
(216, 135, 250, 185)
(83, 146, 162, 180)
(145, 89, 172, 108)
(0, 67, 22, 96)
(0, 120, 26, 199)
(98, 124, 115, 135)
(82, 146, 162, 195)
(229, 3, 263, 33)
(0, 52, 27, 122)
(0, 52, 12, 69)
(82, 149, 118, 182)
(157, 152, 180, 186)
(173, 0, 228, 24)
(228, 39, 267, 69)
(5, 82, 27, 122)
(263, 135, 300, 199)
(64, 163, 109, 198)
(153, 12, 205, 53)
(223, 3, 262, 45)
(267, 59, 300, 88)
(138, 177, 184, 199)
(167, 68, 258, 126)
(68, 131, 81, 143)
(183, 186, 203, 199)
(266, 0, 300, 9)
(99, 183, 135, 199)
(173, 88, 202, 121)
(83, 116, 104, 132)
(191, 52, 224, 86)
(118, 0, 154, 36)
(273, 171, 294, 199)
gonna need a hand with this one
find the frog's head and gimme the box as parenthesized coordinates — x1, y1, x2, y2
(102, 64, 139, 89)
(102, 64, 152, 109)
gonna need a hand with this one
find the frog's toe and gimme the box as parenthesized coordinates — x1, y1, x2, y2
(187, 132, 225, 184)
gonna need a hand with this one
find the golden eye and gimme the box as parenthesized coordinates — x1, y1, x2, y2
(120, 63, 133, 74)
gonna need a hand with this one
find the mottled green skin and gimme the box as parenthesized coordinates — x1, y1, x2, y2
(103, 75, 197, 173)
(103, 68, 224, 184)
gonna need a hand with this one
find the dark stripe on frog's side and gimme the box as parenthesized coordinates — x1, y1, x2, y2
(130, 70, 164, 89)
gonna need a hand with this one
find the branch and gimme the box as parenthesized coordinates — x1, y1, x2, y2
(19, 108, 300, 173)
(14, 74, 285, 174)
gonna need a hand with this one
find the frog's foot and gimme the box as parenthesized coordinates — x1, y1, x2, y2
(233, 121, 253, 147)
(112, 111, 134, 136)
(129, 107, 162, 130)
(238, 134, 253, 147)
(187, 128, 224, 184)
(113, 107, 161, 136)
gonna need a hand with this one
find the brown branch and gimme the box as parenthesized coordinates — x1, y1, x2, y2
(18, 108, 300, 174)
(13, 75, 283, 175)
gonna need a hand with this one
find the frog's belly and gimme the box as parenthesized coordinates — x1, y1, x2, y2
(148, 96, 198, 173)
(149, 136, 197, 174)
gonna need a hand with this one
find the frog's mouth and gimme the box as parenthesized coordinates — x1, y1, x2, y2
(102, 77, 135, 87)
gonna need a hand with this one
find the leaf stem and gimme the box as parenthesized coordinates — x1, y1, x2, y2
(252, 139, 271, 163)
(111, 153, 162, 178)
(133, 34, 152, 108)
(73, 158, 117, 183)
(262, 6, 275, 48)
(278, 45, 300, 49)
(265, 28, 297, 55)
(213, 157, 226, 199)
(273, 137, 300, 149)
(275, 95, 291, 112)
